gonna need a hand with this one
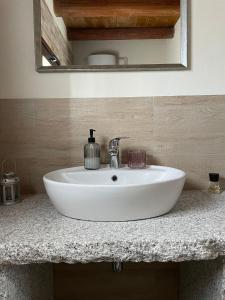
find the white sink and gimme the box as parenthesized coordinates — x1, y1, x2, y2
(43, 165, 185, 221)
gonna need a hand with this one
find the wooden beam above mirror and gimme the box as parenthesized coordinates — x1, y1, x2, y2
(67, 27, 175, 40)
(53, 0, 180, 40)
(54, 1, 180, 20)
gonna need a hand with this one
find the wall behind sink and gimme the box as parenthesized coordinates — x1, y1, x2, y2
(1, 0, 225, 193)
(0, 95, 225, 194)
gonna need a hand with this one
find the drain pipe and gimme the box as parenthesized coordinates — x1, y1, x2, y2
(112, 262, 123, 272)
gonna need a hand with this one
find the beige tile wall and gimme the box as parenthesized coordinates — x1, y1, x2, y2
(0, 96, 225, 193)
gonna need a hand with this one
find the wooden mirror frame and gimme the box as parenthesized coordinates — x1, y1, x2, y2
(33, 0, 188, 72)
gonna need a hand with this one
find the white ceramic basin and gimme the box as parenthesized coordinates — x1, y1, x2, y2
(43, 165, 185, 221)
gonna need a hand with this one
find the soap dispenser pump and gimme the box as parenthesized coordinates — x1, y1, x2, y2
(84, 129, 100, 170)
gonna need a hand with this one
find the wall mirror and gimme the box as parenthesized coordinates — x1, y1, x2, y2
(34, 0, 188, 72)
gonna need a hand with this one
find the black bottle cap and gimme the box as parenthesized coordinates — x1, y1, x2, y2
(88, 129, 96, 143)
(209, 173, 219, 182)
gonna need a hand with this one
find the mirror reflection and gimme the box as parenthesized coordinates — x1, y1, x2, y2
(37, 0, 185, 70)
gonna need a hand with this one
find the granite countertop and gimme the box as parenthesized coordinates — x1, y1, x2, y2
(1, 191, 225, 265)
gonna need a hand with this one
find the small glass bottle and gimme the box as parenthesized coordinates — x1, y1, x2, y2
(84, 129, 100, 170)
(208, 173, 223, 194)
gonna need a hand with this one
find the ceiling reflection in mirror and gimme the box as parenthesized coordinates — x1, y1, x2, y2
(35, 0, 188, 71)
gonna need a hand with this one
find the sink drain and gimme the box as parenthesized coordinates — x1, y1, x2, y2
(111, 175, 118, 182)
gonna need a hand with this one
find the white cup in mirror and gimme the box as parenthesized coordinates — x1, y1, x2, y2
(118, 56, 128, 65)
(88, 54, 128, 66)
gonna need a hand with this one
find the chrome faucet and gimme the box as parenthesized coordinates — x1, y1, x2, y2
(108, 137, 129, 168)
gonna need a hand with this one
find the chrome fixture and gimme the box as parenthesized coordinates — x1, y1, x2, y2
(112, 262, 123, 273)
(108, 137, 129, 168)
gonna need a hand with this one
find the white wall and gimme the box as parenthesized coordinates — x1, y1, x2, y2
(73, 21, 181, 65)
(0, 0, 225, 99)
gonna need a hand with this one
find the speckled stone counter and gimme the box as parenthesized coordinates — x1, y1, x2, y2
(1, 191, 225, 300)
(1, 190, 225, 264)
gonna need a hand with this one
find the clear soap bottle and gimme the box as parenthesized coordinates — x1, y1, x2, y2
(208, 173, 223, 194)
(84, 129, 100, 170)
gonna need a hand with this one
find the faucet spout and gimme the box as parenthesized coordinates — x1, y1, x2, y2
(109, 148, 119, 168)
(108, 137, 129, 168)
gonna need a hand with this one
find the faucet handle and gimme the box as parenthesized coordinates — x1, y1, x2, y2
(109, 137, 129, 149)
(117, 137, 130, 140)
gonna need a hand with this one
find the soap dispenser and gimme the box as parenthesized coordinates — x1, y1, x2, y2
(84, 129, 100, 170)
